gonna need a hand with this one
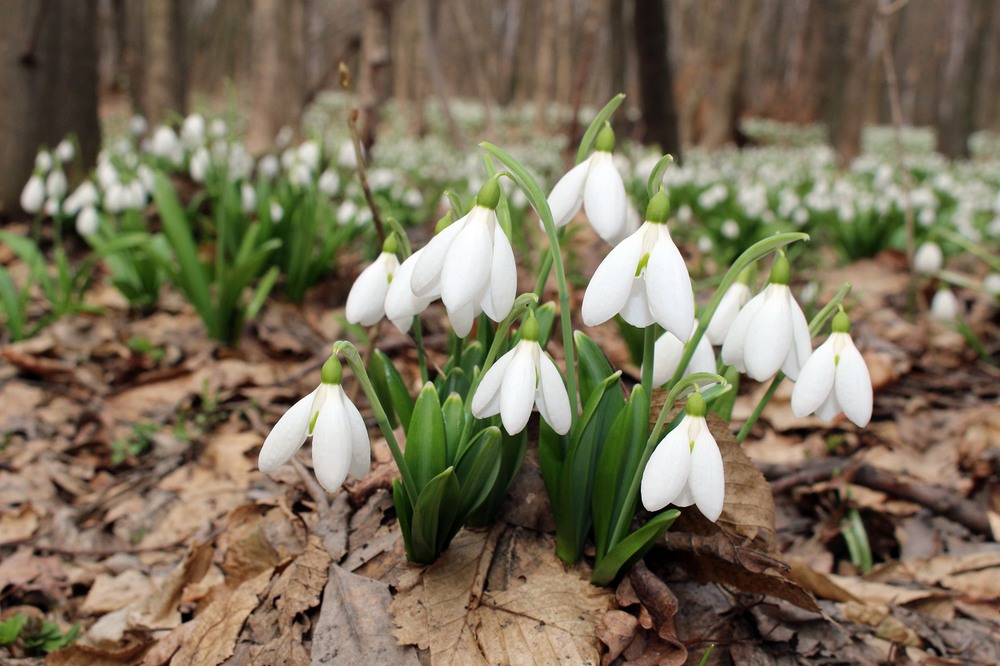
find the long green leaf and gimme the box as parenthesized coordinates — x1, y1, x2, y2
(405, 383, 448, 494)
(410, 468, 461, 564)
(151, 173, 212, 321)
(453, 426, 503, 530)
(591, 509, 679, 585)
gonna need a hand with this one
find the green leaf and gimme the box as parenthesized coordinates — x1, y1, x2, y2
(453, 426, 503, 529)
(576, 93, 626, 164)
(0, 614, 26, 645)
(592, 385, 650, 559)
(370, 350, 414, 430)
(246, 265, 280, 320)
(441, 392, 465, 466)
(405, 383, 448, 494)
(574, 330, 616, 406)
(591, 509, 680, 586)
(410, 467, 461, 564)
(393, 478, 416, 562)
(645, 154, 675, 198)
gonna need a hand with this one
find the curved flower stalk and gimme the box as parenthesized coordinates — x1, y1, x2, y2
(792, 310, 873, 427)
(641, 392, 724, 522)
(411, 178, 516, 337)
(547, 125, 628, 245)
(721, 255, 811, 381)
(582, 191, 694, 340)
(258, 357, 371, 493)
(652, 325, 716, 386)
(346, 235, 401, 327)
(471, 312, 571, 435)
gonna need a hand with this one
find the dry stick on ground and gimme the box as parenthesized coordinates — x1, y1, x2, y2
(760, 457, 992, 537)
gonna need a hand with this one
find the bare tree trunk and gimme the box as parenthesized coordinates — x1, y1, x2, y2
(419, 0, 462, 146)
(701, 0, 756, 148)
(937, 0, 987, 158)
(533, 0, 556, 132)
(633, 0, 682, 160)
(357, 0, 394, 151)
(140, 0, 189, 125)
(247, 0, 305, 153)
(0, 0, 100, 214)
(554, 0, 574, 106)
(497, 0, 522, 105)
(566, 0, 602, 151)
(450, 0, 497, 135)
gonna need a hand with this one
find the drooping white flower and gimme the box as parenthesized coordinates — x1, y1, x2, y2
(318, 170, 340, 196)
(76, 206, 99, 236)
(64, 181, 99, 215)
(471, 315, 571, 435)
(189, 147, 210, 182)
(913, 241, 943, 275)
(705, 279, 751, 346)
(240, 183, 257, 214)
(721, 256, 812, 381)
(930, 288, 959, 321)
(792, 311, 872, 426)
(385, 249, 437, 333)
(581, 192, 694, 339)
(20, 175, 45, 213)
(181, 114, 206, 148)
(258, 358, 371, 493)
(129, 115, 148, 137)
(410, 179, 516, 336)
(35, 151, 53, 173)
(210, 118, 227, 139)
(641, 393, 724, 522)
(346, 238, 401, 327)
(547, 125, 627, 244)
(149, 126, 182, 163)
(258, 154, 280, 180)
(45, 169, 67, 200)
(651, 324, 716, 386)
(55, 139, 75, 163)
(983, 273, 1000, 296)
(270, 201, 284, 222)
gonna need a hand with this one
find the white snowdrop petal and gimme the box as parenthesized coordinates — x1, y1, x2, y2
(499, 344, 537, 435)
(441, 210, 493, 311)
(644, 232, 695, 339)
(619, 278, 656, 328)
(547, 159, 590, 228)
(744, 288, 791, 381)
(641, 425, 692, 512)
(582, 229, 645, 326)
(782, 296, 813, 381)
(834, 339, 873, 427)
(690, 336, 718, 377)
(815, 390, 842, 422)
(345, 254, 394, 326)
(536, 351, 571, 435)
(340, 388, 372, 480)
(652, 331, 684, 386)
(721, 291, 767, 371)
(311, 395, 354, 492)
(411, 212, 467, 297)
(583, 153, 627, 243)
(258, 388, 318, 472)
(471, 347, 516, 418)
(690, 425, 725, 522)
(385, 251, 433, 325)
(448, 302, 477, 338)
(791, 341, 836, 417)
(486, 224, 517, 321)
(706, 283, 749, 345)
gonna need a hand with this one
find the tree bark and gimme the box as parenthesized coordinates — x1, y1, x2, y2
(139, 0, 189, 125)
(0, 0, 100, 214)
(633, 0, 682, 160)
(247, 0, 305, 154)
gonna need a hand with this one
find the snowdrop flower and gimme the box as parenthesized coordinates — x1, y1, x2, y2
(721, 255, 811, 381)
(651, 324, 717, 386)
(471, 314, 571, 435)
(411, 178, 516, 336)
(181, 114, 206, 148)
(641, 392, 724, 522)
(297, 140, 321, 171)
(581, 191, 694, 339)
(318, 170, 340, 196)
(721, 219, 740, 240)
(384, 249, 436, 333)
(20, 175, 45, 213)
(129, 115, 148, 137)
(338, 139, 360, 170)
(137, 165, 155, 193)
(55, 139, 75, 163)
(346, 236, 401, 327)
(547, 125, 627, 244)
(149, 126, 181, 162)
(791, 311, 872, 426)
(189, 147, 210, 182)
(46, 169, 67, 200)
(705, 276, 751, 346)
(240, 183, 257, 214)
(44, 198, 59, 216)
(913, 241, 943, 275)
(76, 206, 99, 236)
(930, 288, 959, 321)
(258, 155, 280, 180)
(270, 201, 284, 222)
(983, 273, 1000, 296)
(210, 118, 227, 139)
(64, 181, 99, 215)
(35, 151, 53, 173)
(258, 358, 371, 493)
(104, 182, 127, 213)
(336, 200, 358, 225)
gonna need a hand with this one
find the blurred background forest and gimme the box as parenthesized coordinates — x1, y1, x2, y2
(2, 0, 1000, 214)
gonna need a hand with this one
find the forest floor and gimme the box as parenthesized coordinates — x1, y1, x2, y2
(1, 225, 999, 665)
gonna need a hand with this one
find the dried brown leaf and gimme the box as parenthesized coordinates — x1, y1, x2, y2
(596, 610, 639, 665)
(80, 570, 155, 615)
(171, 568, 273, 666)
(312, 564, 419, 666)
(0, 504, 41, 545)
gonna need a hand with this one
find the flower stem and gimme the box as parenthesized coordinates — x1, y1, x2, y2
(641, 324, 657, 396)
(412, 317, 429, 385)
(736, 373, 783, 443)
(333, 341, 418, 505)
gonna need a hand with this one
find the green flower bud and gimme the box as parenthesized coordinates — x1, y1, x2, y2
(520, 311, 540, 342)
(382, 233, 399, 255)
(476, 177, 502, 210)
(595, 124, 616, 153)
(769, 255, 791, 286)
(832, 310, 851, 334)
(321, 355, 343, 385)
(685, 392, 707, 418)
(645, 190, 671, 224)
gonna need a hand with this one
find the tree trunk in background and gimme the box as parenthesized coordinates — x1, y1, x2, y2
(358, 0, 394, 151)
(937, 0, 987, 158)
(140, 0, 189, 125)
(393, 0, 426, 136)
(247, 0, 305, 153)
(701, 0, 755, 149)
(0, 0, 100, 214)
(533, 0, 556, 132)
(633, 0, 682, 161)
